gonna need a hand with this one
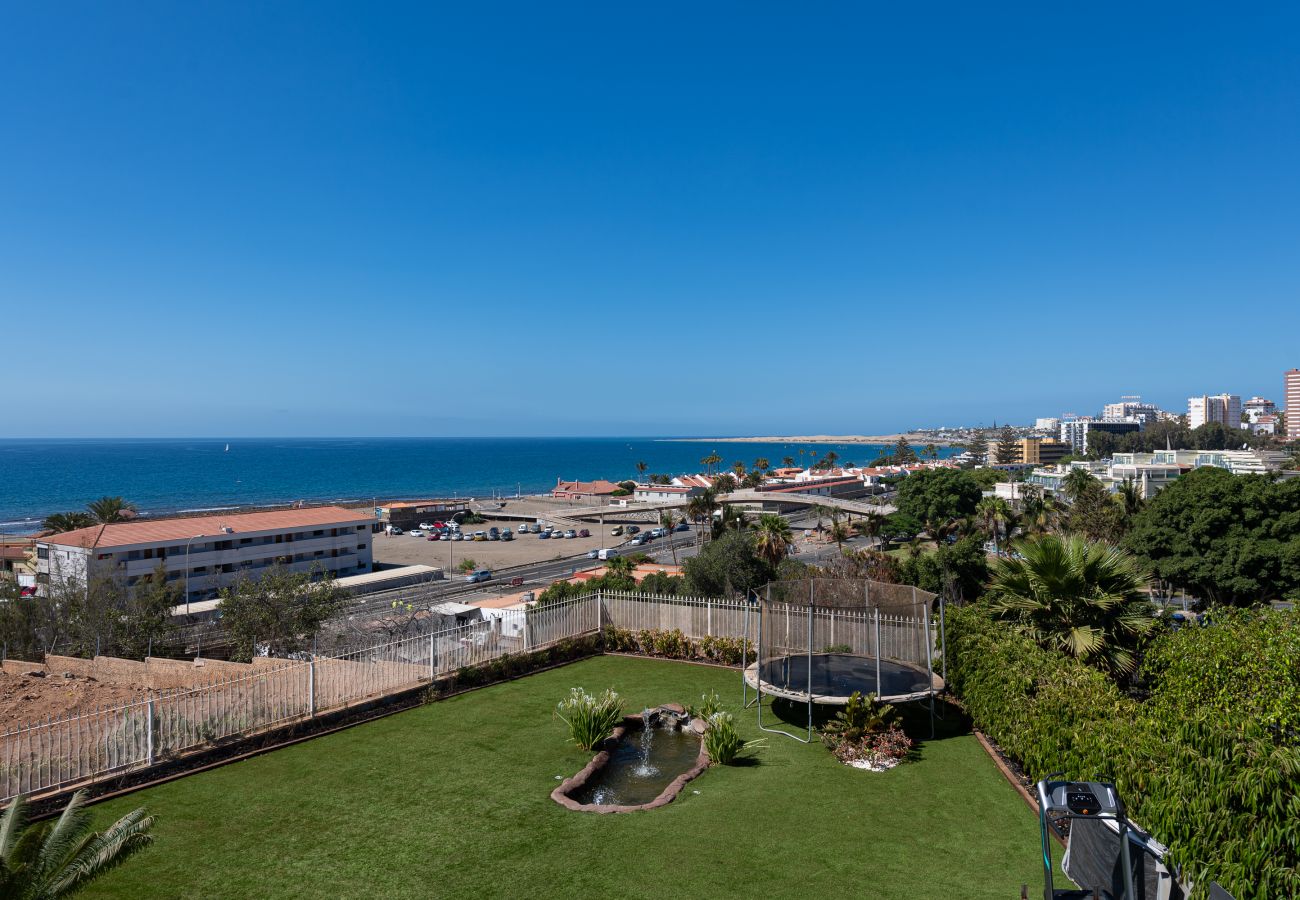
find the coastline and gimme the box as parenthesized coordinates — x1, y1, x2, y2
(657, 434, 955, 447)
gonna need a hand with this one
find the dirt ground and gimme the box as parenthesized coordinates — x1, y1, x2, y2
(0, 670, 149, 726)
(374, 496, 675, 572)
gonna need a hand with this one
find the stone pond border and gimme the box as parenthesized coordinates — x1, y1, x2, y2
(551, 703, 711, 813)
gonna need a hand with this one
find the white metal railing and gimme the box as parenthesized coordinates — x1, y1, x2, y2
(0, 590, 936, 802)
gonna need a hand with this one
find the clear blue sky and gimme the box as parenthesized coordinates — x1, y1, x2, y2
(4, 3, 1299, 437)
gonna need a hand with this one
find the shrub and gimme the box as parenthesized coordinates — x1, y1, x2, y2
(703, 712, 764, 765)
(686, 689, 723, 720)
(819, 691, 894, 748)
(555, 688, 625, 751)
(946, 603, 1300, 899)
(603, 627, 755, 667)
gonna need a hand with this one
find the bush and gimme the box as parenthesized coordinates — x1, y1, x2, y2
(946, 604, 1300, 898)
(602, 627, 755, 667)
(555, 688, 625, 751)
(702, 712, 764, 765)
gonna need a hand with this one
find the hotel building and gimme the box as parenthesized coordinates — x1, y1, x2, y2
(36, 506, 374, 604)
(1286, 369, 1300, 440)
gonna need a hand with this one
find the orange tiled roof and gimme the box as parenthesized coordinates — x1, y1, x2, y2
(40, 506, 373, 549)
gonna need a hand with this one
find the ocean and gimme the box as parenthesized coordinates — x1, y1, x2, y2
(0, 437, 952, 533)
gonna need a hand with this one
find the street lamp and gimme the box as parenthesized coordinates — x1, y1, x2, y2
(184, 533, 206, 615)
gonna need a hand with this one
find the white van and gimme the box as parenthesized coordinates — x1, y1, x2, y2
(597, 548, 620, 561)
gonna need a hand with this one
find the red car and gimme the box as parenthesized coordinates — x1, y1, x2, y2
(578, 528, 591, 538)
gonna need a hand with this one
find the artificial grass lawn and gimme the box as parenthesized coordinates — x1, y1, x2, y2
(89, 656, 1043, 899)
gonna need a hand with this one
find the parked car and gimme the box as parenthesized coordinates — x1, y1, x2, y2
(418, 522, 434, 531)
(465, 570, 492, 584)
(610, 526, 623, 536)
(409, 529, 425, 537)
(578, 528, 590, 538)
(564, 529, 577, 539)
(427, 534, 439, 541)
(488, 527, 500, 541)
(501, 530, 514, 541)
(538, 530, 551, 539)
(509, 576, 524, 587)
(473, 531, 487, 541)
(674, 523, 689, 532)
(586, 549, 600, 559)
(627, 525, 640, 534)
(386, 526, 404, 536)
(597, 548, 620, 560)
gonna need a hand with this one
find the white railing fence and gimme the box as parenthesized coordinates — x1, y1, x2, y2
(0, 591, 938, 803)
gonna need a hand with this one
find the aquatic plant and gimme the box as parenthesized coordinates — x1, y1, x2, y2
(555, 688, 625, 751)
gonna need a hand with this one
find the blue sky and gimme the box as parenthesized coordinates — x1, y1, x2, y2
(4, 3, 1299, 437)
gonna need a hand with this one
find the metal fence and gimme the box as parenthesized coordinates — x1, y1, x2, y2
(0, 589, 933, 802)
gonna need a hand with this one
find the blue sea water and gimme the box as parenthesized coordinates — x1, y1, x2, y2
(0, 437, 953, 532)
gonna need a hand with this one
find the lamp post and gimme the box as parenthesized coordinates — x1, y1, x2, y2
(184, 534, 206, 615)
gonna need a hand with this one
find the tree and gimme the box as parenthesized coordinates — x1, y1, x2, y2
(40, 512, 96, 534)
(685, 488, 720, 546)
(753, 457, 770, 473)
(659, 509, 681, 566)
(86, 496, 137, 524)
(853, 511, 887, 549)
(682, 530, 775, 597)
(828, 516, 852, 554)
(975, 496, 1012, 553)
(752, 514, 793, 568)
(218, 564, 349, 660)
(781, 456, 795, 469)
(604, 555, 635, 581)
(712, 504, 748, 539)
(923, 443, 938, 462)
(891, 438, 918, 464)
(635, 461, 648, 482)
(457, 557, 477, 574)
(895, 468, 982, 534)
(882, 511, 923, 546)
(701, 451, 722, 475)
(0, 790, 154, 898)
(964, 431, 989, 466)
(1066, 479, 1127, 544)
(712, 473, 737, 494)
(1123, 467, 1300, 606)
(987, 534, 1156, 677)
(895, 535, 990, 603)
(994, 425, 1018, 465)
(1086, 430, 1119, 461)
(67, 565, 179, 659)
(1062, 466, 1099, 503)
(732, 461, 746, 479)
(741, 470, 764, 489)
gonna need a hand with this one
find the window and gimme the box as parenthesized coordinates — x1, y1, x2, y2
(37, 547, 49, 560)
(357, 544, 365, 551)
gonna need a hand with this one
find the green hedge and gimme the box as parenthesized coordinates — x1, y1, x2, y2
(946, 605, 1300, 899)
(602, 627, 755, 667)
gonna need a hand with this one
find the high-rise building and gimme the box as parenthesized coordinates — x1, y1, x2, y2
(1187, 394, 1241, 430)
(1060, 418, 1140, 455)
(1101, 396, 1162, 426)
(1243, 396, 1277, 423)
(1286, 370, 1300, 440)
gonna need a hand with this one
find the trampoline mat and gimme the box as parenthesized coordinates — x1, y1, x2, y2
(757, 653, 931, 701)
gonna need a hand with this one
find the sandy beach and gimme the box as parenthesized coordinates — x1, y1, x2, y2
(659, 434, 955, 446)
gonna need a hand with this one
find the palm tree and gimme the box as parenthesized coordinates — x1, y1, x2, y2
(824, 450, 839, 468)
(811, 504, 828, 532)
(987, 535, 1156, 677)
(923, 443, 938, 462)
(781, 456, 795, 469)
(659, 510, 680, 566)
(753, 514, 793, 567)
(86, 496, 137, 524)
(829, 516, 852, 554)
(1062, 468, 1098, 503)
(753, 457, 770, 473)
(1115, 477, 1144, 519)
(701, 451, 722, 475)
(853, 511, 887, 549)
(686, 488, 720, 546)
(635, 461, 648, 483)
(40, 512, 96, 534)
(975, 496, 1012, 554)
(732, 461, 746, 479)
(713, 504, 748, 539)
(0, 790, 155, 898)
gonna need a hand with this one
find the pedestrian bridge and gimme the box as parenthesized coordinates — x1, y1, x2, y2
(547, 490, 896, 526)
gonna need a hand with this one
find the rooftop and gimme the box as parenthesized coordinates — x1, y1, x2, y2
(40, 505, 374, 550)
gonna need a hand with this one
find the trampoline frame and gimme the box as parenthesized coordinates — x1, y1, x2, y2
(741, 581, 946, 743)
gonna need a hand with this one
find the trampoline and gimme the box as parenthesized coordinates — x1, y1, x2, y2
(743, 653, 940, 705)
(742, 578, 947, 743)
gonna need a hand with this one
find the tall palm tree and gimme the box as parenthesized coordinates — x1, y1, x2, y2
(753, 457, 770, 473)
(781, 456, 795, 469)
(987, 534, 1156, 677)
(753, 514, 793, 567)
(0, 790, 155, 898)
(701, 451, 722, 475)
(732, 461, 746, 479)
(829, 516, 852, 554)
(975, 496, 1012, 554)
(40, 512, 96, 534)
(823, 450, 839, 468)
(1115, 477, 1144, 519)
(635, 461, 648, 483)
(853, 511, 887, 549)
(658, 509, 680, 565)
(86, 496, 137, 524)
(686, 487, 720, 546)
(713, 504, 748, 539)
(923, 443, 938, 462)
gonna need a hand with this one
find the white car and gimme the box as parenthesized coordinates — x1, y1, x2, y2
(450, 532, 463, 542)
(418, 522, 434, 531)
(409, 529, 425, 537)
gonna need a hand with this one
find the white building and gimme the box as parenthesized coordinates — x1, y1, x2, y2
(1034, 417, 1061, 433)
(1101, 397, 1163, 426)
(1243, 396, 1277, 423)
(1060, 417, 1141, 454)
(37, 506, 375, 604)
(1188, 394, 1241, 430)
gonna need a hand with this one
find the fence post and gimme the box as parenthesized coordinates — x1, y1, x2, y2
(429, 629, 436, 681)
(308, 655, 316, 719)
(146, 697, 155, 767)
(707, 599, 713, 637)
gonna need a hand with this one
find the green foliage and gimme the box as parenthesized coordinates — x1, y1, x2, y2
(39, 511, 96, 534)
(602, 627, 755, 666)
(555, 687, 625, 751)
(456, 557, 477, 574)
(682, 529, 775, 597)
(894, 535, 989, 602)
(946, 605, 1300, 898)
(703, 711, 765, 765)
(0, 790, 155, 898)
(966, 467, 1003, 490)
(820, 691, 894, 746)
(218, 564, 348, 661)
(882, 511, 923, 543)
(685, 689, 723, 720)
(752, 513, 793, 567)
(86, 496, 138, 524)
(895, 468, 982, 529)
(1123, 466, 1300, 606)
(987, 535, 1154, 676)
(1065, 478, 1129, 543)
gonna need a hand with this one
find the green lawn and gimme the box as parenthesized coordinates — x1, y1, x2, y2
(89, 656, 1043, 899)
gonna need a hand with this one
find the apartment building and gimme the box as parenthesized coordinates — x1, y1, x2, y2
(1187, 394, 1241, 430)
(37, 506, 374, 603)
(1286, 369, 1300, 440)
(1101, 397, 1162, 426)
(1060, 418, 1141, 454)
